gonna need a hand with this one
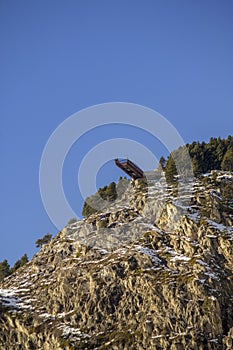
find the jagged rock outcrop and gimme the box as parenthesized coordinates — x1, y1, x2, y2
(1, 171, 233, 349)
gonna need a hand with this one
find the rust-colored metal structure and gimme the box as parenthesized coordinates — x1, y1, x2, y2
(114, 158, 144, 180)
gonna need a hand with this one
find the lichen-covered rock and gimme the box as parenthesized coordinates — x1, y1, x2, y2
(0, 171, 233, 349)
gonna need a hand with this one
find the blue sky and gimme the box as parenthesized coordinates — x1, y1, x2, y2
(1, 0, 233, 265)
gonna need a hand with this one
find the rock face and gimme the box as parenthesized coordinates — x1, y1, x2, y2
(1, 171, 233, 350)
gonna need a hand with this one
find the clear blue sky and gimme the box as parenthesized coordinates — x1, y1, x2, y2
(1, 0, 233, 265)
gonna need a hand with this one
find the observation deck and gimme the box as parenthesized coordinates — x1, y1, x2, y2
(114, 158, 144, 180)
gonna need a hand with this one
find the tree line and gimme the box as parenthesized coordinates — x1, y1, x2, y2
(161, 135, 233, 183)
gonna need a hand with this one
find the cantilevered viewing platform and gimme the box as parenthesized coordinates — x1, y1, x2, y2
(114, 158, 144, 180)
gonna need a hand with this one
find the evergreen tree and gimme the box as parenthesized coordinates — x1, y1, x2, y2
(11, 254, 28, 274)
(216, 141, 227, 168)
(82, 198, 97, 217)
(165, 154, 177, 183)
(226, 135, 233, 145)
(67, 218, 77, 225)
(159, 156, 166, 170)
(180, 135, 233, 176)
(221, 145, 233, 171)
(106, 182, 117, 201)
(35, 233, 52, 249)
(192, 155, 203, 176)
(0, 260, 11, 281)
(98, 182, 117, 201)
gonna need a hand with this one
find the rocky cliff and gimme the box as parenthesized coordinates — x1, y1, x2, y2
(1, 171, 233, 350)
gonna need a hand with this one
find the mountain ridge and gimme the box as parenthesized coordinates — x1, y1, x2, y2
(1, 170, 233, 349)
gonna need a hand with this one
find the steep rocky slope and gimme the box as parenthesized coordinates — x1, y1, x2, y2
(1, 171, 233, 349)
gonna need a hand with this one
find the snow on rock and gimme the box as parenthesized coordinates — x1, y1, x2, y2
(0, 171, 233, 349)
(135, 245, 162, 266)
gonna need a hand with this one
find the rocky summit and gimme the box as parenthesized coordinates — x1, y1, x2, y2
(1, 171, 233, 350)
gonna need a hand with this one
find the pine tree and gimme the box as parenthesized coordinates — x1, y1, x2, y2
(35, 234, 52, 249)
(106, 182, 117, 201)
(192, 155, 202, 176)
(82, 198, 97, 217)
(216, 141, 227, 168)
(165, 154, 177, 183)
(221, 145, 233, 171)
(159, 156, 166, 170)
(0, 260, 11, 281)
(98, 182, 117, 201)
(11, 254, 28, 273)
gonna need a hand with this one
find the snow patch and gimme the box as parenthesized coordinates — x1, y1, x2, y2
(135, 246, 162, 265)
(170, 255, 190, 262)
